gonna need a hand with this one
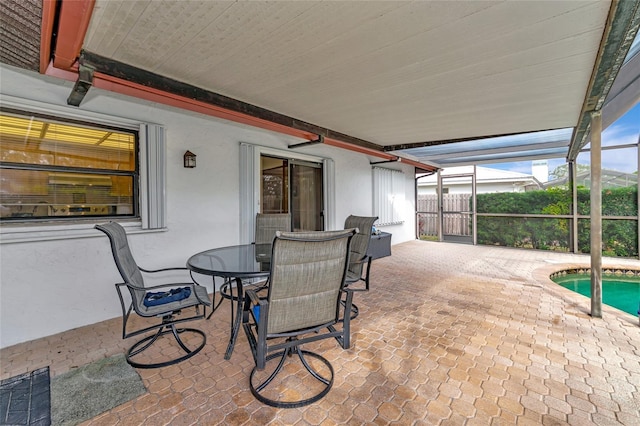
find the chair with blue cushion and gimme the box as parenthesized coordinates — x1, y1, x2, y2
(95, 222, 211, 368)
(242, 228, 357, 408)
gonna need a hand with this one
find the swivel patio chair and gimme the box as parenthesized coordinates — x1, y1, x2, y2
(95, 222, 211, 369)
(220, 213, 292, 301)
(242, 228, 357, 408)
(254, 213, 292, 244)
(252, 213, 291, 282)
(343, 215, 378, 319)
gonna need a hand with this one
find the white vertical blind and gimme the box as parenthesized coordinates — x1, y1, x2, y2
(141, 124, 166, 229)
(373, 167, 405, 225)
(323, 158, 335, 230)
(239, 143, 258, 244)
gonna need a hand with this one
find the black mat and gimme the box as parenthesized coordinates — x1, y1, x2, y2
(50, 354, 146, 426)
(0, 367, 51, 426)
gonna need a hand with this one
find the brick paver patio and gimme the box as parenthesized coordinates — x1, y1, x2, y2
(1, 240, 639, 425)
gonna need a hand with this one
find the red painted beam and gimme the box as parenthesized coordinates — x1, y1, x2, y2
(53, 0, 96, 70)
(39, 0, 57, 74)
(46, 61, 436, 170)
(46, 61, 317, 141)
(45, 0, 436, 171)
(324, 138, 398, 161)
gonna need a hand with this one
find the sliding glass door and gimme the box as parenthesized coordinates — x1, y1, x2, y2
(260, 156, 324, 231)
(291, 161, 323, 231)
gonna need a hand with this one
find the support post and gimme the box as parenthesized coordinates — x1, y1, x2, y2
(437, 170, 443, 242)
(590, 111, 602, 318)
(570, 161, 578, 253)
(472, 165, 477, 245)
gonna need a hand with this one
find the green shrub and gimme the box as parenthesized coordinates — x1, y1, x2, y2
(476, 186, 638, 257)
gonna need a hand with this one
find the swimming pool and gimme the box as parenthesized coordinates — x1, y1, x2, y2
(552, 273, 640, 316)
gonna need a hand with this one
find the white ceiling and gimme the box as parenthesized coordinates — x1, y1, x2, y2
(83, 0, 611, 148)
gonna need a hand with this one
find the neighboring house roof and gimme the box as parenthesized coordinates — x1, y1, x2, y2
(544, 168, 638, 189)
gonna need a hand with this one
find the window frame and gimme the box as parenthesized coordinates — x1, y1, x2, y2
(0, 95, 166, 243)
(0, 108, 140, 223)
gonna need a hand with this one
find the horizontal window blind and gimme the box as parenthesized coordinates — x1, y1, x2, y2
(0, 111, 137, 222)
(373, 167, 405, 225)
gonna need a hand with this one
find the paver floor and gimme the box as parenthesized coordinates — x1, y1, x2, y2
(1, 240, 639, 425)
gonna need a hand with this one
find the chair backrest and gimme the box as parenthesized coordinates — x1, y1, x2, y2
(344, 215, 378, 275)
(255, 213, 291, 244)
(265, 229, 356, 334)
(95, 222, 145, 291)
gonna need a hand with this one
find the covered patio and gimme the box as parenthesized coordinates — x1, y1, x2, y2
(2, 241, 639, 425)
(1, 1, 640, 423)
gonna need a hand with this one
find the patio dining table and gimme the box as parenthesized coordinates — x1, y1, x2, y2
(187, 243, 272, 359)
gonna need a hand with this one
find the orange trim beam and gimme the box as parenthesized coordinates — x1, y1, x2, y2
(47, 0, 436, 171)
(53, 0, 95, 70)
(39, 0, 57, 74)
(45, 60, 434, 169)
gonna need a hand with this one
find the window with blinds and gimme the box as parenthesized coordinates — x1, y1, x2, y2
(0, 111, 138, 221)
(373, 167, 405, 225)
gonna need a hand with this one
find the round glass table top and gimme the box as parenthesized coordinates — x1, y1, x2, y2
(187, 243, 271, 277)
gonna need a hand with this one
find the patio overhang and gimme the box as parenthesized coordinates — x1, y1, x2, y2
(16, 0, 634, 173)
(386, 0, 640, 168)
(567, 0, 640, 160)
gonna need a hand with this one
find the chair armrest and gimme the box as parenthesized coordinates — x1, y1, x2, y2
(142, 281, 196, 291)
(348, 255, 372, 272)
(138, 266, 188, 274)
(116, 281, 146, 292)
(245, 289, 263, 306)
(139, 267, 197, 287)
(349, 254, 371, 266)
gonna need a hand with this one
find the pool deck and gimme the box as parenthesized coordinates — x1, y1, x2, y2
(1, 240, 639, 425)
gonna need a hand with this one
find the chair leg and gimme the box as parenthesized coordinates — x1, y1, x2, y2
(126, 322, 206, 369)
(249, 346, 334, 408)
(340, 298, 359, 320)
(206, 280, 224, 319)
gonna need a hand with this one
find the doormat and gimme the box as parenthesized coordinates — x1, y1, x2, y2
(51, 354, 146, 426)
(0, 367, 50, 425)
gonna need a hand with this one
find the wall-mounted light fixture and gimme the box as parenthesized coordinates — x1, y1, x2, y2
(183, 150, 196, 168)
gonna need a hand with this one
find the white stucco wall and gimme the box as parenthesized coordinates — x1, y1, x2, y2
(0, 65, 416, 348)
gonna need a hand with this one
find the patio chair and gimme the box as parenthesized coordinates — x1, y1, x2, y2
(216, 213, 292, 332)
(343, 215, 378, 319)
(95, 222, 211, 369)
(254, 213, 292, 244)
(234, 212, 292, 289)
(242, 228, 357, 408)
(253, 213, 291, 278)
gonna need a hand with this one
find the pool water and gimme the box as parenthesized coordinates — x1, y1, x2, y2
(552, 274, 640, 316)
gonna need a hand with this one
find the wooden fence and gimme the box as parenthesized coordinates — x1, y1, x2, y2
(417, 194, 472, 237)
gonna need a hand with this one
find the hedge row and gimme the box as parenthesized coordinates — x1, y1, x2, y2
(476, 186, 638, 257)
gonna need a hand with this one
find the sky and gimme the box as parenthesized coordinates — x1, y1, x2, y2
(488, 102, 640, 178)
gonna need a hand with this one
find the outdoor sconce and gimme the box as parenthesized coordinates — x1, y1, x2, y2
(183, 151, 196, 168)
